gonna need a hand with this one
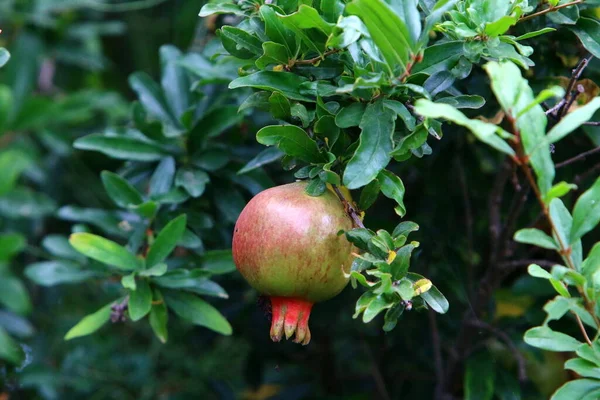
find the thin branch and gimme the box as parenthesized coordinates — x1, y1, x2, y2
(331, 184, 365, 228)
(574, 312, 593, 346)
(584, 121, 600, 126)
(546, 54, 594, 119)
(519, 0, 584, 22)
(556, 146, 600, 168)
(467, 320, 527, 382)
(293, 49, 340, 66)
(575, 162, 600, 185)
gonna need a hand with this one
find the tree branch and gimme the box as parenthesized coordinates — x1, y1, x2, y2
(467, 320, 527, 382)
(556, 146, 600, 168)
(331, 184, 365, 229)
(499, 259, 556, 269)
(546, 54, 594, 120)
(519, 0, 584, 22)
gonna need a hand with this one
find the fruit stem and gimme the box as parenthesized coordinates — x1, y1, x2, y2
(269, 297, 313, 345)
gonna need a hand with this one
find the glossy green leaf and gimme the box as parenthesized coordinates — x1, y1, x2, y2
(70, 233, 142, 271)
(256, 125, 324, 163)
(229, 71, 315, 102)
(199, 3, 245, 17)
(547, 98, 600, 144)
(260, 5, 296, 53)
(101, 171, 143, 208)
(485, 61, 554, 195)
(0, 188, 56, 219)
(160, 45, 189, 119)
(74, 134, 166, 161)
(343, 100, 395, 189)
(346, 0, 413, 75)
(146, 215, 187, 268)
(514, 228, 559, 250)
(551, 379, 600, 400)
(515, 27, 556, 41)
(570, 17, 600, 58)
(414, 99, 515, 156)
(335, 102, 366, 128)
(128, 279, 152, 321)
(64, 302, 114, 340)
(377, 170, 406, 216)
(524, 326, 582, 351)
(544, 181, 578, 204)
(550, 198, 583, 269)
(129, 72, 178, 128)
(570, 176, 600, 243)
(565, 358, 600, 379)
(238, 147, 284, 174)
(219, 26, 263, 59)
(164, 291, 232, 335)
(202, 250, 236, 274)
(420, 284, 449, 313)
(149, 289, 168, 343)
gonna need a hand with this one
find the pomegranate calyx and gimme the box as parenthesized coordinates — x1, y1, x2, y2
(269, 297, 313, 345)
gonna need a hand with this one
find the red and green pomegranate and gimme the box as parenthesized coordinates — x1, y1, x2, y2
(232, 181, 355, 345)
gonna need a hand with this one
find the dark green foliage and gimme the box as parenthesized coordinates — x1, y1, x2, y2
(1, 0, 600, 399)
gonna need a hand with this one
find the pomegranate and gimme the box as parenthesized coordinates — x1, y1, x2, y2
(232, 182, 355, 345)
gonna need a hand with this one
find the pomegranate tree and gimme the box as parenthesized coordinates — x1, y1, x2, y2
(232, 181, 355, 345)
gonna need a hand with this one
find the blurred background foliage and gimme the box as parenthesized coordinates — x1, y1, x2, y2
(0, 0, 600, 399)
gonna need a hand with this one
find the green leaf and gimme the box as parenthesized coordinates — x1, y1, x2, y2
(0, 149, 33, 196)
(129, 72, 178, 128)
(570, 17, 600, 58)
(343, 99, 395, 189)
(412, 41, 463, 74)
(153, 269, 212, 289)
(528, 264, 553, 280)
(256, 42, 289, 69)
(25, 261, 98, 286)
(377, 170, 406, 216)
(279, 5, 333, 36)
(149, 289, 168, 343)
(164, 291, 232, 335)
(238, 147, 284, 174)
(514, 228, 559, 250)
(550, 198, 583, 269)
(175, 167, 210, 198)
(420, 284, 449, 313)
(202, 250, 236, 274)
(229, 71, 315, 102)
(0, 277, 31, 315)
(544, 181, 578, 204)
(260, 6, 296, 53)
(570, 176, 600, 242)
(484, 61, 554, 195)
(0, 233, 26, 261)
(0, 48, 9, 68)
(0, 188, 57, 219)
(465, 351, 495, 400)
(139, 263, 168, 277)
(385, 0, 421, 44)
(0, 326, 23, 365)
(70, 233, 142, 271)
(101, 171, 143, 208)
(268, 92, 291, 120)
(359, 179, 381, 210)
(199, 3, 245, 17)
(436, 95, 486, 110)
(414, 99, 515, 156)
(346, 0, 413, 75)
(335, 103, 366, 128)
(547, 98, 600, 144)
(160, 45, 189, 120)
(551, 379, 600, 400)
(305, 178, 327, 196)
(146, 215, 187, 268)
(219, 26, 263, 59)
(345, 228, 375, 249)
(565, 358, 600, 380)
(256, 125, 324, 163)
(149, 157, 176, 197)
(121, 273, 136, 290)
(524, 326, 582, 351)
(74, 134, 166, 161)
(515, 27, 556, 41)
(419, 0, 459, 47)
(64, 302, 114, 340)
(128, 279, 152, 321)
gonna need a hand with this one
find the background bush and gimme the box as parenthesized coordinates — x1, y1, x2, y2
(1, 1, 600, 399)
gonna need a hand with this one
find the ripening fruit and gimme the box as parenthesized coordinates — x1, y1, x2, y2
(232, 182, 354, 345)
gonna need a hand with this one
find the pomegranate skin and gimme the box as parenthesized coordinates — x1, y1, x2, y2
(232, 182, 354, 303)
